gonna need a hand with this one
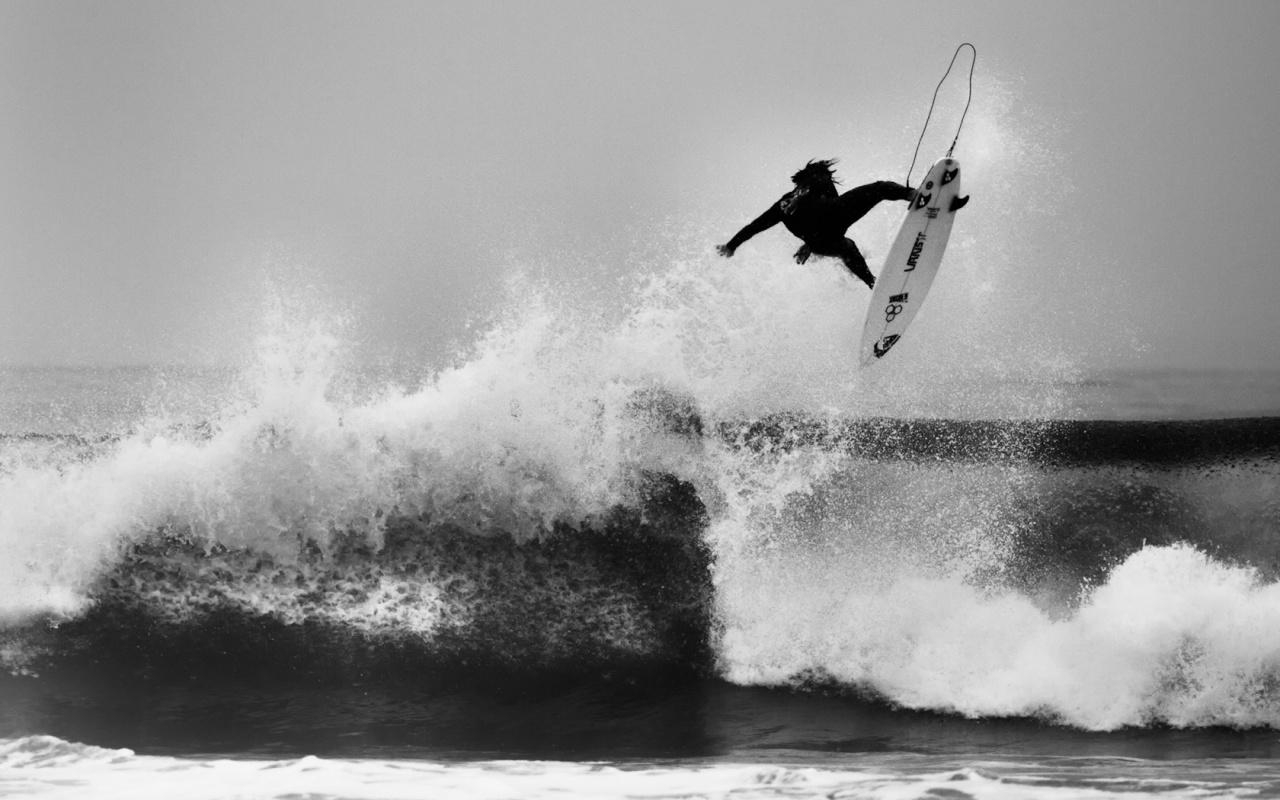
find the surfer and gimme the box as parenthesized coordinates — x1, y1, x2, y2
(715, 159, 916, 289)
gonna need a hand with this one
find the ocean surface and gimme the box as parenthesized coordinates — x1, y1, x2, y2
(3, 264, 1280, 799)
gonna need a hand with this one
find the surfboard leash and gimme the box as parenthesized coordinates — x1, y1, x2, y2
(905, 42, 977, 188)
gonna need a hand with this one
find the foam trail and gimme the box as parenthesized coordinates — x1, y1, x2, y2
(0, 736, 1057, 800)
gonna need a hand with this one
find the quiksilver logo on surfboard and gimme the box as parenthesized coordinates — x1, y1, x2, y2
(905, 232, 927, 270)
(873, 334, 900, 358)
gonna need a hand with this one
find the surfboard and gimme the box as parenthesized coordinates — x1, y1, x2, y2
(858, 156, 964, 365)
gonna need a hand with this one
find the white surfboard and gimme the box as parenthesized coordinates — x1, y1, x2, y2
(859, 157, 964, 365)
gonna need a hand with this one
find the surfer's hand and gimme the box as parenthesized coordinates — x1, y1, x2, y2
(793, 244, 811, 265)
(716, 244, 735, 258)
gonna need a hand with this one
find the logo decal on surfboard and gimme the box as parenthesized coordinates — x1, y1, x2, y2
(873, 335, 900, 358)
(905, 232, 927, 269)
(914, 192, 932, 209)
(883, 293, 909, 323)
(941, 167, 958, 185)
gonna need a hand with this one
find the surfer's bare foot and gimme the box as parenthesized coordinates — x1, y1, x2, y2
(793, 244, 812, 264)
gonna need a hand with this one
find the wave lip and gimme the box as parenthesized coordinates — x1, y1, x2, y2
(0, 735, 135, 769)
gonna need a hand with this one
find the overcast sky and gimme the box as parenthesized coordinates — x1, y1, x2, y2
(3, 0, 1279, 369)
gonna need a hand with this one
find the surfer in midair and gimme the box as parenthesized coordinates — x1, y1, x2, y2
(716, 159, 915, 289)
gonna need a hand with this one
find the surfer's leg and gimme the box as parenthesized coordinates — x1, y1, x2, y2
(835, 181, 913, 228)
(838, 239, 875, 288)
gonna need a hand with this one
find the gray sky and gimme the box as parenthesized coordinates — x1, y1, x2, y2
(3, 0, 1279, 369)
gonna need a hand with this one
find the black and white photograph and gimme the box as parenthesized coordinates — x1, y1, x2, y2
(3, 1, 1280, 797)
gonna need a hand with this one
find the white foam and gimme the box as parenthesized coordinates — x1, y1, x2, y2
(2, 735, 1272, 800)
(718, 542, 1280, 730)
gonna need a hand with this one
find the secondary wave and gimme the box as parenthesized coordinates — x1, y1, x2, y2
(711, 414, 1280, 730)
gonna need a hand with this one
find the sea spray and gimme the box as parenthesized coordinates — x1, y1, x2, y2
(0, 281, 696, 624)
(0, 286, 724, 678)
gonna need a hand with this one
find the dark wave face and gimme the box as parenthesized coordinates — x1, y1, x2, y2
(722, 415, 1280, 466)
(5, 474, 713, 687)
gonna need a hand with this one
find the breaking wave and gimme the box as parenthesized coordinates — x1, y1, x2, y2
(2, 83, 1279, 729)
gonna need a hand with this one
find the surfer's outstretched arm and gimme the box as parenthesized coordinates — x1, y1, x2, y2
(718, 202, 782, 257)
(834, 181, 914, 228)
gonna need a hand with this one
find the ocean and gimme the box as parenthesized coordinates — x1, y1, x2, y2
(2, 259, 1280, 799)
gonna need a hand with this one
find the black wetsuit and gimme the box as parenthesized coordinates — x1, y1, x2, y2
(722, 180, 913, 288)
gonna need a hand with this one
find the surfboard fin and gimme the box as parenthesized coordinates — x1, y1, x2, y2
(949, 195, 970, 212)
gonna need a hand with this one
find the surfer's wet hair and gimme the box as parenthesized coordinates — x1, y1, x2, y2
(792, 159, 840, 186)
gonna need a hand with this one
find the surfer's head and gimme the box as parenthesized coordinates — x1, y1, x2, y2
(791, 159, 839, 188)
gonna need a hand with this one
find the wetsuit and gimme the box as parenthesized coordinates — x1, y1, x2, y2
(721, 180, 913, 288)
